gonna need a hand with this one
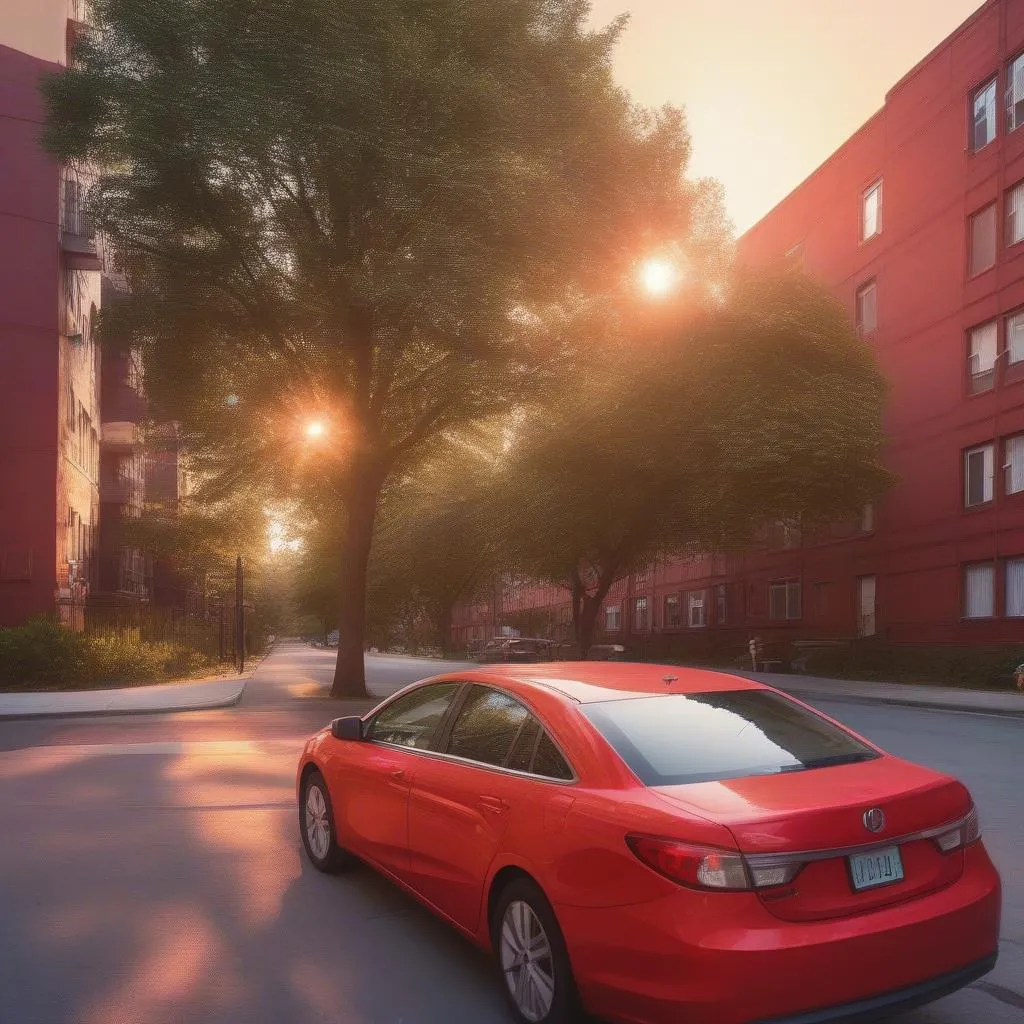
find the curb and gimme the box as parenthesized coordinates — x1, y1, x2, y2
(775, 687, 1024, 719)
(0, 681, 248, 722)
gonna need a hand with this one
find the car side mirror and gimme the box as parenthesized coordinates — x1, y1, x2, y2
(331, 716, 365, 741)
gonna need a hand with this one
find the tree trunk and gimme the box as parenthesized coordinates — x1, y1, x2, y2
(331, 463, 384, 699)
(576, 595, 600, 660)
(436, 604, 454, 658)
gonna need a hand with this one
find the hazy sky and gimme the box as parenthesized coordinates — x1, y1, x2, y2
(587, 0, 986, 232)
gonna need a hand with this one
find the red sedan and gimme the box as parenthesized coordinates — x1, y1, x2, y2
(296, 663, 1001, 1024)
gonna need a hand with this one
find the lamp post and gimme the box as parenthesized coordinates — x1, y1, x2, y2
(235, 554, 245, 674)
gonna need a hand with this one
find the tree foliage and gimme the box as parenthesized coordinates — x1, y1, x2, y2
(45, 0, 725, 694)
(498, 270, 894, 655)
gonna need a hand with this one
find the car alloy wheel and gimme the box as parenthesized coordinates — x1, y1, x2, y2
(299, 770, 353, 874)
(500, 900, 556, 1022)
(491, 877, 580, 1024)
(305, 783, 332, 860)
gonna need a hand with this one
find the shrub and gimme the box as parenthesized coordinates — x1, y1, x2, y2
(0, 618, 88, 687)
(0, 619, 219, 691)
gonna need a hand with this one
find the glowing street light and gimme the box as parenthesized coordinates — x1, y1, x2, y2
(305, 420, 326, 440)
(640, 258, 679, 297)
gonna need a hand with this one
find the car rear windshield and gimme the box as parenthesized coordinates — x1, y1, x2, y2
(581, 690, 879, 786)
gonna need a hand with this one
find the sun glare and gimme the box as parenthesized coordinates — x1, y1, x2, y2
(305, 420, 326, 439)
(640, 258, 678, 297)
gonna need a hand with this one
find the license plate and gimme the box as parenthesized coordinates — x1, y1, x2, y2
(849, 846, 904, 892)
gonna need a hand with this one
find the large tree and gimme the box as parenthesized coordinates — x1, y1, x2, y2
(499, 271, 895, 657)
(45, 0, 722, 695)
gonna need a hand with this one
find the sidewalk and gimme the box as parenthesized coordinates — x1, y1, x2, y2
(745, 670, 1024, 717)
(0, 676, 248, 720)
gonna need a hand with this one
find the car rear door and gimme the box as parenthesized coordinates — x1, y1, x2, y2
(332, 682, 461, 879)
(406, 685, 575, 933)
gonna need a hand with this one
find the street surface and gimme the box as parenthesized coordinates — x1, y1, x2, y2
(0, 642, 1021, 1024)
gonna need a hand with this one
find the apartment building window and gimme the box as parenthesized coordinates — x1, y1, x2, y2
(686, 590, 707, 628)
(1007, 558, 1024, 617)
(968, 321, 997, 393)
(633, 596, 649, 631)
(972, 78, 997, 151)
(65, 381, 76, 430)
(860, 503, 875, 533)
(663, 594, 681, 628)
(768, 580, 802, 621)
(855, 280, 877, 334)
(1007, 180, 1024, 245)
(1005, 434, 1024, 495)
(715, 584, 728, 625)
(1008, 309, 1024, 368)
(605, 604, 621, 631)
(861, 181, 882, 240)
(1009, 53, 1024, 132)
(963, 563, 995, 618)
(968, 203, 996, 276)
(965, 443, 994, 507)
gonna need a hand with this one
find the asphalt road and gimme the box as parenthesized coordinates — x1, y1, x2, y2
(0, 643, 1021, 1024)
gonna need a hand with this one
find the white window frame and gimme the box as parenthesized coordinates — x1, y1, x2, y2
(964, 443, 995, 507)
(605, 604, 621, 631)
(1007, 309, 1024, 367)
(972, 78, 997, 151)
(686, 590, 707, 629)
(663, 594, 681, 629)
(1007, 180, 1024, 246)
(967, 321, 998, 394)
(862, 181, 882, 241)
(855, 280, 877, 334)
(768, 580, 802, 621)
(1006, 558, 1024, 617)
(1008, 53, 1024, 132)
(1005, 434, 1024, 495)
(963, 563, 995, 619)
(633, 596, 649, 632)
(968, 203, 997, 276)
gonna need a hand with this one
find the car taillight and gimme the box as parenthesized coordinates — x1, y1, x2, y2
(934, 805, 982, 854)
(626, 835, 802, 892)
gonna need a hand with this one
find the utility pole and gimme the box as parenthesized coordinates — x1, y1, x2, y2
(235, 555, 245, 674)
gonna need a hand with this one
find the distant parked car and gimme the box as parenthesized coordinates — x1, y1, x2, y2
(297, 663, 1000, 1024)
(475, 637, 559, 664)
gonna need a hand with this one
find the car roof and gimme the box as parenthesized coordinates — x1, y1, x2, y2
(464, 662, 765, 704)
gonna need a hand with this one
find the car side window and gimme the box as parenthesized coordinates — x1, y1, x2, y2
(446, 685, 530, 767)
(505, 717, 542, 772)
(532, 731, 574, 781)
(367, 683, 460, 750)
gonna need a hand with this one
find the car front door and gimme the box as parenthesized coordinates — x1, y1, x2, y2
(406, 686, 575, 933)
(331, 682, 461, 880)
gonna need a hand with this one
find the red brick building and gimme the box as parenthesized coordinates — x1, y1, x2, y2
(0, 1, 104, 626)
(453, 0, 1024, 655)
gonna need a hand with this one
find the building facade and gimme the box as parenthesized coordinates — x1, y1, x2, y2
(452, 0, 1024, 654)
(0, 0, 103, 626)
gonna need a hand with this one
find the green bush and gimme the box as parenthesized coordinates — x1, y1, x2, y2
(0, 618, 88, 687)
(0, 618, 219, 691)
(799, 643, 1022, 691)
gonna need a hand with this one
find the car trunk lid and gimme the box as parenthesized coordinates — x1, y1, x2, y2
(654, 757, 971, 921)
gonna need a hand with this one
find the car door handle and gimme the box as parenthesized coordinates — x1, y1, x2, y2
(480, 795, 508, 814)
(390, 769, 406, 780)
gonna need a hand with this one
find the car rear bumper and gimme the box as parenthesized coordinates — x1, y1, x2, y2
(558, 842, 1001, 1024)
(753, 952, 997, 1024)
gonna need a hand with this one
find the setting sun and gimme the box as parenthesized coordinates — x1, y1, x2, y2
(305, 420, 326, 440)
(640, 258, 678, 297)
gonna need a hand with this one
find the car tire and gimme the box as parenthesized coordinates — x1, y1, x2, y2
(491, 876, 582, 1024)
(299, 769, 354, 874)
